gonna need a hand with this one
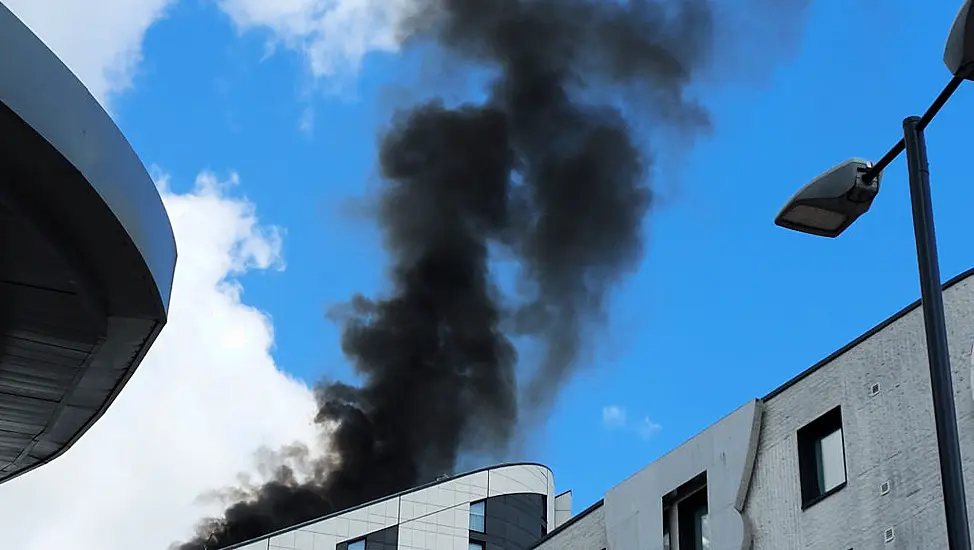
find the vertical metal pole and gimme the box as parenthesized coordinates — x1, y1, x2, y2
(903, 115, 972, 550)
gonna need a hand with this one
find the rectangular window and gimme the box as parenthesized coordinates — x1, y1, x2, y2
(798, 406, 847, 508)
(469, 500, 486, 532)
(663, 472, 709, 550)
(468, 541, 485, 550)
(678, 488, 710, 550)
(348, 539, 365, 550)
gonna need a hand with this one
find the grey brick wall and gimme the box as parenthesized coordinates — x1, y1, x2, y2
(532, 273, 974, 550)
(744, 274, 974, 549)
(535, 504, 606, 550)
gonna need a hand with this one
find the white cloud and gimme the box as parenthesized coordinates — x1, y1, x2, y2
(1, 0, 175, 107)
(299, 106, 315, 134)
(638, 417, 663, 440)
(0, 4, 332, 548)
(215, 0, 413, 79)
(601, 405, 627, 429)
(0, 171, 324, 549)
(602, 406, 661, 440)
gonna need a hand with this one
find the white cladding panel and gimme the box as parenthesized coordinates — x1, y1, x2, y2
(488, 463, 550, 497)
(553, 492, 573, 528)
(398, 503, 470, 550)
(401, 470, 488, 522)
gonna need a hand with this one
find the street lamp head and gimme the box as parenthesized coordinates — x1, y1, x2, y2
(775, 158, 882, 238)
(945, 0, 974, 79)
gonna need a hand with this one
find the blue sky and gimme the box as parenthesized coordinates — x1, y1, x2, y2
(116, 0, 974, 517)
(2, 0, 973, 548)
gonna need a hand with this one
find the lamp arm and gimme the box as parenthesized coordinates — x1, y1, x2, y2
(861, 75, 965, 184)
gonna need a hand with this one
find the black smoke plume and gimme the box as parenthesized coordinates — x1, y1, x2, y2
(177, 0, 800, 548)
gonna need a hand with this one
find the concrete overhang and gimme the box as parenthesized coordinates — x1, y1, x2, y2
(0, 4, 176, 484)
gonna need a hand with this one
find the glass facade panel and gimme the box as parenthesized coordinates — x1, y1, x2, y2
(348, 540, 365, 550)
(471, 493, 545, 549)
(470, 500, 486, 532)
(816, 428, 846, 493)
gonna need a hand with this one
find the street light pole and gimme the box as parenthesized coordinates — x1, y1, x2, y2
(902, 115, 971, 550)
(775, 3, 974, 546)
(774, 74, 974, 550)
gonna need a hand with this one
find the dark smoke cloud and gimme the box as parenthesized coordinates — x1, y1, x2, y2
(177, 0, 806, 548)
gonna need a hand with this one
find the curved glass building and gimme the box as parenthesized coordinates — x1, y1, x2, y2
(222, 463, 574, 550)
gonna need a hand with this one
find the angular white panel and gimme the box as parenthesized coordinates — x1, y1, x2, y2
(488, 464, 551, 497)
(452, 504, 469, 530)
(347, 518, 370, 539)
(311, 532, 339, 549)
(385, 497, 402, 520)
(268, 529, 295, 548)
(554, 491, 573, 528)
(398, 524, 471, 550)
(400, 484, 460, 522)
(445, 470, 489, 502)
(302, 514, 345, 537)
(547, 470, 557, 525)
(400, 494, 438, 523)
(364, 499, 397, 522)
(344, 506, 369, 522)
(294, 530, 315, 550)
(429, 531, 458, 550)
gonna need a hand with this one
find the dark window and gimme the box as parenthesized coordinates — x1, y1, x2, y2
(677, 488, 710, 550)
(336, 525, 397, 550)
(473, 493, 546, 550)
(798, 406, 847, 508)
(470, 499, 486, 532)
(662, 473, 709, 550)
(662, 510, 671, 550)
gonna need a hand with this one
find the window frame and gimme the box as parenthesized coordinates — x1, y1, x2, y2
(677, 487, 709, 550)
(469, 499, 486, 533)
(662, 472, 709, 550)
(797, 406, 848, 509)
(663, 511, 671, 550)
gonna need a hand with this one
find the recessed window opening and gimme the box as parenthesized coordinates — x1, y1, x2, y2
(678, 488, 710, 550)
(347, 539, 365, 550)
(798, 406, 847, 508)
(663, 472, 710, 550)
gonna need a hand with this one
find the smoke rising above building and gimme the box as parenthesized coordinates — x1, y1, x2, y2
(176, 0, 806, 548)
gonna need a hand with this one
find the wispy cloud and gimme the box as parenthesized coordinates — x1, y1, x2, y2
(602, 405, 662, 440)
(298, 106, 315, 135)
(638, 417, 663, 439)
(602, 405, 627, 428)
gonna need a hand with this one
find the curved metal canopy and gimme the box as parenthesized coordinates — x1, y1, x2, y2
(0, 4, 176, 484)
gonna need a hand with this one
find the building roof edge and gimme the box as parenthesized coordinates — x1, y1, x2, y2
(218, 462, 552, 550)
(763, 266, 974, 401)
